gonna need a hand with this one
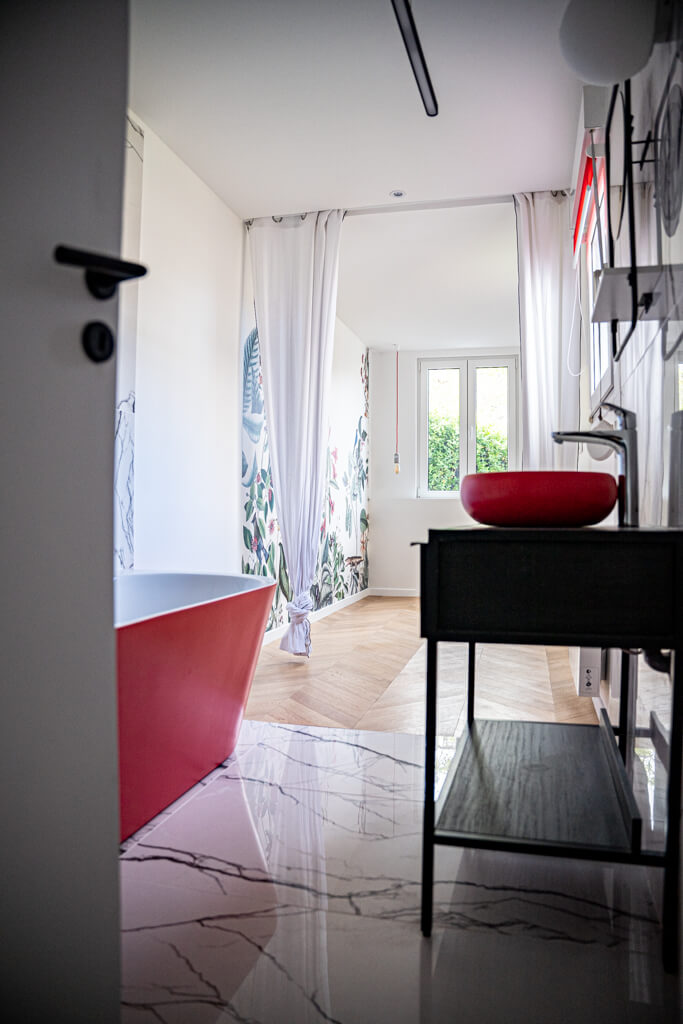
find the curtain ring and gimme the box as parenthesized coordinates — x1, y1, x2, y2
(272, 216, 283, 223)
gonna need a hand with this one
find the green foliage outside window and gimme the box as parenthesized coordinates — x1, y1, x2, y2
(428, 413, 460, 491)
(427, 414, 508, 491)
(475, 424, 509, 474)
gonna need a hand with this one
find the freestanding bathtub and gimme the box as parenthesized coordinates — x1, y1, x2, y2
(115, 572, 276, 841)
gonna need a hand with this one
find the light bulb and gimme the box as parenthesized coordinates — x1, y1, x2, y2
(393, 452, 400, 474)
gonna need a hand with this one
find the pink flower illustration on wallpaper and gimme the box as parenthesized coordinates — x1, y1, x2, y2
(241, 327, 369, 630)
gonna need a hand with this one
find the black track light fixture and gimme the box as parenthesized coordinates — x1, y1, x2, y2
(391, 0, 439, 117)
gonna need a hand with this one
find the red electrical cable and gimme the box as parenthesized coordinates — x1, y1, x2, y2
(395, 350, 399, 452)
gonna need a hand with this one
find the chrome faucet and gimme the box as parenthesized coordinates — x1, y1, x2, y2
(552, 402, 639, 527)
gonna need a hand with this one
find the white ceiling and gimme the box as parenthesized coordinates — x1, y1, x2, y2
(129, 0, 582, 348)
(337, 202, 520, 349)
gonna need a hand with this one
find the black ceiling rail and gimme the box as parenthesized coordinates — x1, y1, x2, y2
(391, 0, 438, 117)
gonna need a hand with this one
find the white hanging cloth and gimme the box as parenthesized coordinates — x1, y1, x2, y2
(618, 182, 664, 525)
(514, 192, 580, 470)
(248, 210, 344, 656)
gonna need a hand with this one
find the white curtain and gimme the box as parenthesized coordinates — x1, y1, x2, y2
(514, 192, 580, 469)
(248, 210, 344, 656)
(618, 182, 664, 525)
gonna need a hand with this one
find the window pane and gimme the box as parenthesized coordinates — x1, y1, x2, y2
(678, 358, 683, 411)
(475, 366, 508, 473)
(428, 368, 460, 491)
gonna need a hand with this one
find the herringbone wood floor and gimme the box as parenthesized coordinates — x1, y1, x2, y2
(245, 596, 597, 731)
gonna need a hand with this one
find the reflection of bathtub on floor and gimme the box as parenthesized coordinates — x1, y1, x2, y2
(115, 572, 275, 841)
(120, 769, 279, 1011)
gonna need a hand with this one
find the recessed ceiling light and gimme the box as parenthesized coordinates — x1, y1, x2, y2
(390, 190, 406, 199)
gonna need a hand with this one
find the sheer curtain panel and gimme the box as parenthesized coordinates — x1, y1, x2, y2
(514, 192, 580, 470)
(248, 211, 344, 656)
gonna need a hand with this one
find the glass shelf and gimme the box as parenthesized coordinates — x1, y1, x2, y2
(592, 264, 683, 324)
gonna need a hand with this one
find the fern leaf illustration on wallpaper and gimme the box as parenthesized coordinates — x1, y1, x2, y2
(241, 327, 369, 632)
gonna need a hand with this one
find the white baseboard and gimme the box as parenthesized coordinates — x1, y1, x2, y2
(261, 587, 373, 646)
(367, 587, 419, 597)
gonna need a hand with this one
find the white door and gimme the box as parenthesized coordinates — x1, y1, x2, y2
(0, 3, 128, 1019)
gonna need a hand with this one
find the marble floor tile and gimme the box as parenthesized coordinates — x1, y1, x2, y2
(120, 720, 681, 1023)
(122, 725, 456, 924)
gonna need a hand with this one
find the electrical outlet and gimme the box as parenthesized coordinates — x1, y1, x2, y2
(576, 647, 603, 697)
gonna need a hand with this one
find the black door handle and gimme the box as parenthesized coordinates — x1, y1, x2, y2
(54, 244, 147, 300)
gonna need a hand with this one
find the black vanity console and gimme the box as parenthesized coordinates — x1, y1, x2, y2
(419, 527, 683, 972)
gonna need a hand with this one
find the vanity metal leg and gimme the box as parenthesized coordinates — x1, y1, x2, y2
(467, 641, 476, 726)
(663, 649, 682, 973)
(618, 649, 637, 766)
(421, 638, 438, 937)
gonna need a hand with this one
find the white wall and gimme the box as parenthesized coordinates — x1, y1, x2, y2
(368, 349, 493, 594)
(573, 47, 680, 526)
(370, 343, 520, 593)
(338, 203, 522, 350)
(342, 200, 522, 594)
(134, 123, 244, 571)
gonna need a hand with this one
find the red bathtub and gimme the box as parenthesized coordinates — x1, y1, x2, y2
(115, 572, 275, 841)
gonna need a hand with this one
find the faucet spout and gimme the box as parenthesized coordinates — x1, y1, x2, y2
(551, 411, 639, 527)
(552, 430, 623, 453)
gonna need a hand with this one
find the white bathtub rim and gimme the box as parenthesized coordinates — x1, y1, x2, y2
(114, 571, 276, 629)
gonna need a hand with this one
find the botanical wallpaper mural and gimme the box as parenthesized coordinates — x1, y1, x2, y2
(114, 116, 144, 572)
(241, 325, 369, 631)
(114, 391, 135, 570)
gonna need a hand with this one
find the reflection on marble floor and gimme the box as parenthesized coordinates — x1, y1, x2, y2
(120, 720, 681, 1023)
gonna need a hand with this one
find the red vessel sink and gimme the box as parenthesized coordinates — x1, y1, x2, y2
(460, 471, 618, 528)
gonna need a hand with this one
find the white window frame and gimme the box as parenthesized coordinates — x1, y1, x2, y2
(418, 355, 519, 498)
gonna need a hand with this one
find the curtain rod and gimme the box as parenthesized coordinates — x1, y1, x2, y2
(244, 191, 575, 225)
(344, 194, 514, 217)
(243, 194, 515, 226)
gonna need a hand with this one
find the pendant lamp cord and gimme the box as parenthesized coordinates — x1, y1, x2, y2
(395, 350, 399, 454)
(393, 350, 400, 474)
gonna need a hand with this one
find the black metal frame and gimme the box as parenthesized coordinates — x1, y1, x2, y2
(419, 527, 683, 973)
(604, 80, 640, 363)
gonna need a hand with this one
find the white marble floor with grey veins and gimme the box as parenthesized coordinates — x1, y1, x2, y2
(120, 720, 682, 1023)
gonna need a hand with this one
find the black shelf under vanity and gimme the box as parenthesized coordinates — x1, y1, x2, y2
(435, 717, 641, 857)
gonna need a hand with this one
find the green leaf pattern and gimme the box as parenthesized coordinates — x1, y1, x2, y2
(241, 331, 369, 630)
